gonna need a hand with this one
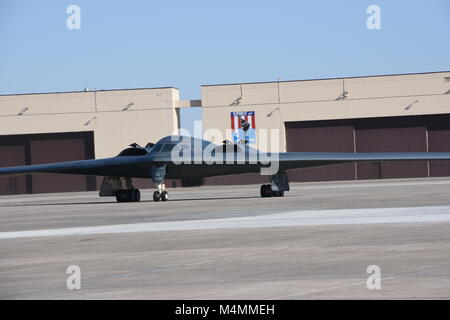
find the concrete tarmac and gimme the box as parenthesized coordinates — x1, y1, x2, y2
(1, 178, 450, 299)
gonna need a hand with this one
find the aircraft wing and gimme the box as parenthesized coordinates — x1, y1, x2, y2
(1, 150, 450, 179)
(277, 151, 450, 170)
(0, 155, 154, 178)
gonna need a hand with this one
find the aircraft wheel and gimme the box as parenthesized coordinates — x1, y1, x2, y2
(272, 190, 284, 197)
(161, 191, 169, 201)
(260, 184, 272, 198)
(126, 190, 133, 202)
(132, 189, 141, 202)
(116, 190, 128, 202)
(153, 191, 161, 201)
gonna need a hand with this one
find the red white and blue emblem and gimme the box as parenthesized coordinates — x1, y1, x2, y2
(230, 111, 256, 144)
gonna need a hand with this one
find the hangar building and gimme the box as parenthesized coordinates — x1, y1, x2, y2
(0, 87, 181, 195)
(1, 71, 449, 195)
(201, 71, 450, 186)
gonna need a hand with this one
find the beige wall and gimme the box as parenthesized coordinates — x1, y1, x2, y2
(0, 88, 180, 158)
(202, 72, 450, 152)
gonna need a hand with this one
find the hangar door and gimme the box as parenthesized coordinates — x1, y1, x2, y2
(285, 120, 356, 182)
(0, 132, 96, 195)
(0, 145, 27, 195)
(355, 117, 428, 179)
(427, 114, 450, 177)
(285, 114, 450, 182)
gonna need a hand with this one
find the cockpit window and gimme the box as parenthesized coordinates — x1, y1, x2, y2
(118, 148, 148, 156)
(153, 144, 163, 152)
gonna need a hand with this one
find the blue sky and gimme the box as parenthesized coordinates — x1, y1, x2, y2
(0, 0, 449, 132)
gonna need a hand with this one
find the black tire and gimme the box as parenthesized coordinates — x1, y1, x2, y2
(116, 190, 127, 202)
(161, 191, 169, 201)
(153, 191, 161, 201)
(133, 189, 141, 202)
(260, 184, 272, 198)
(116, 190, 141, 202)
(126, 190, 134, 202)
(272, 190, 284, 197)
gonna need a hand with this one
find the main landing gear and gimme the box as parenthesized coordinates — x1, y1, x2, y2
(260, 171, 290, 198)
(260, 184, 284, 197)
(99, 176, 142, 203)
(116, 188, 141, 202)
(114, 177, 141, 202)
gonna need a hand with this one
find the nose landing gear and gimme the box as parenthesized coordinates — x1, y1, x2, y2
(153, 183, 169, 201)
(151, 165, 169, 202)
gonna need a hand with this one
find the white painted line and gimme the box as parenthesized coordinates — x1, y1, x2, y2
(1, 205, 450, 240)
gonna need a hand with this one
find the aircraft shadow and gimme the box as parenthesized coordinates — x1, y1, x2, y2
(0, 195, 260, 207)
